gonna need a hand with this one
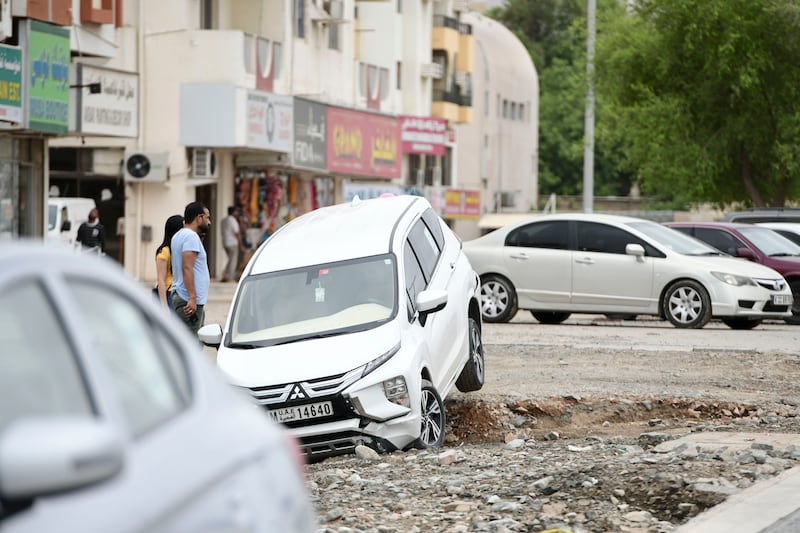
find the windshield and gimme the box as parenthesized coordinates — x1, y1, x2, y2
(228, 253, 398, 346)
(739, 226, 800, 257)
(627, 221, 724, 256)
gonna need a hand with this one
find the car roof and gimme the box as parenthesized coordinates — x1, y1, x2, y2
(666, 221, 761, 231)
(724, 208, 800, 223)
(248, 195, 428, 274)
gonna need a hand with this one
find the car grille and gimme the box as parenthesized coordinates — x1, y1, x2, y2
(753, 278, 787, 292)
(245, 366, 365, 428)
(763, 302, 790, 313)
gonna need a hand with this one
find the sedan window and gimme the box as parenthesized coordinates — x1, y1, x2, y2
(506, 220, 569, 249)
(695, 228, 746, 256)
(0, 279, 93, 433)
(68, 280, 188, 438)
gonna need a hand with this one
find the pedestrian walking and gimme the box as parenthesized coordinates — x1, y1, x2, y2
(75, 208, 105, 254)
(220, 205, 244, 282)
(171, 201, 211, 334)
(154, 214, 184, 312)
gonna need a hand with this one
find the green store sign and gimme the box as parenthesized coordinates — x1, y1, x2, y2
(26, 20, 70, 133)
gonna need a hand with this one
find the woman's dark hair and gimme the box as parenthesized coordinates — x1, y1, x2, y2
(156, 214, 184, 256)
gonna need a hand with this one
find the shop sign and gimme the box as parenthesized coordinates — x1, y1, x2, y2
(400, 116, 446, 155)
(293, 97, 326, 171)
(0, 45, 21, 125)
(246, 90, 293, 153)
(327, 106, 401, 179)
(22, 20, 70, 134)
(74, 64, 138, 137)
(427, 187, 481, 219)
(343, 182, 422, 203)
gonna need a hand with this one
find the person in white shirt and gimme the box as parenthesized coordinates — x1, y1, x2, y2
(220, 206, 244, 282)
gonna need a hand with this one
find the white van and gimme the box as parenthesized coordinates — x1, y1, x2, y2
(47, 197, 96, 247)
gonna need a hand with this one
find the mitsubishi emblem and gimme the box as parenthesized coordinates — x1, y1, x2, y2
(289, 384, 307, 401)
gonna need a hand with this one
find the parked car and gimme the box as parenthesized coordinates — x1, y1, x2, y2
(463, 213, 793, 329)
(757, 222, 800, 247)
(199, 195, 485, 461)
(0, 242, 315, 533)
(665, 221, 800, 324)
(723, 208, 800, 224)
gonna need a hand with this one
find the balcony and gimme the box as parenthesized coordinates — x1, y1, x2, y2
(431, 88, 460, 122)
(432, 15, 459, 56)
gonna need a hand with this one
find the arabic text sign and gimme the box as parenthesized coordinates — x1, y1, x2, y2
(400, 116, 446, 155)
(427, 187, 481, 219)
(26, 20, 70, 133)
(327, 106, 401, 179)
(75, 64, 138, 137)
(293, 97, 326, 171)
(246, 90, 293, 153)
(0, 45, 22, 124)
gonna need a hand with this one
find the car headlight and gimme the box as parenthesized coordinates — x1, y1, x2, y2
(362, 342, 401, 378)
(383, 376, 410, 407)
(711, 271, 755, 286)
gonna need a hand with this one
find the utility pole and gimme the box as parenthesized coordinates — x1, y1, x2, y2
(583, 0, 596, 214)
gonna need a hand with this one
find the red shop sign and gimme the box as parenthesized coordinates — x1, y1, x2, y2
(326, 106, 401, 179)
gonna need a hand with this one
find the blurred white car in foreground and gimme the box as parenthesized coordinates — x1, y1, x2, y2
(463, 213, 792, 329)
(200, 195, 485, 460)
(0, 243, 315, 533)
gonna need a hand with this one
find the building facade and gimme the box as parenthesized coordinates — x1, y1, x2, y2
(2, 0, 536, 282)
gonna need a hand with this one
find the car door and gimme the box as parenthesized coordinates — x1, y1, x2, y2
(570, 221, 655, 308)
(502, 220, 572, 307)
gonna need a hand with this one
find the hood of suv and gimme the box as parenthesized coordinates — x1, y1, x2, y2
(216, 320, 402, 388)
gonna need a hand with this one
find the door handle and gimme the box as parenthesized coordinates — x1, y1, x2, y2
(509, 253, 529, 260)
(575, 257, 594, 265)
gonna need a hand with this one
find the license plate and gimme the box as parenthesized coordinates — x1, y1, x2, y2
(773, 294, 793, 305)
(269, 401, 333, 423)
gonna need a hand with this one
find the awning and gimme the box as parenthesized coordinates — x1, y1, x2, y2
(477, 213, 543, 230)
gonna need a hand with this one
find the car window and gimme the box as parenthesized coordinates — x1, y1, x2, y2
(404, 240, 427, 320)
(739, 226, 800, 256)
(773, 229, 800, 247)
(67, 279, 189, 438)
(0, 279, 93, 433)
(506, 220, 569, 249)
(407, 218, 440, 282)
(421, 208, 445, 251)
(695, 228, 745, 256)
(576, 222, 649, 255)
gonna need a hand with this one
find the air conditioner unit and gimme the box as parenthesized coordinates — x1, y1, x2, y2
(500, 191, 516, 208)
(124, 152, 169, 183)
(192, 148, 218, 179)
(420, 63, 444, 79)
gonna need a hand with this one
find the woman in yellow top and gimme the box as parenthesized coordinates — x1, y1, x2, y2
(155, 214, 185, 312)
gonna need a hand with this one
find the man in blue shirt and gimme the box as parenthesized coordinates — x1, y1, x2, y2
(171, 201, 211, 334)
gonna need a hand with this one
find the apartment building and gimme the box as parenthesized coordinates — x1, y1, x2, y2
(1, 0, 536, 282)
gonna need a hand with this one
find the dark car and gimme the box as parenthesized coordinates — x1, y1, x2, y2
(665, 221, 800, 324)
(723, 208, 800, 224)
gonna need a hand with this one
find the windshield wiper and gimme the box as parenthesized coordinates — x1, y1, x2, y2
(689, 251, 726, 256)
(272, 331, 347, 346)
(227, 342, 261, 349)
(769, 253, 800, 257)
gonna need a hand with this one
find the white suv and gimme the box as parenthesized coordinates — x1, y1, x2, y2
(199, 195, 485, 460)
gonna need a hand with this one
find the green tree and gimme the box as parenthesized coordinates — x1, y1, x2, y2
(597, 0, 800, 207)
(488, 0, 632, 201)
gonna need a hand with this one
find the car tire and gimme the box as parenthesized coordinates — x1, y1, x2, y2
(786, 279, 800, 325)
(721, 318, 762, 330)
(662, 279, 711, 329)
(531, 311, 571, 324)
(479, 275, 518, 323)
(411, 379, 445, 449)
(456, 317, 485, 392)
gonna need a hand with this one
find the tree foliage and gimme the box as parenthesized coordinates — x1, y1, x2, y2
(597, 0, 800, 207)
(488, 0, 632, 201)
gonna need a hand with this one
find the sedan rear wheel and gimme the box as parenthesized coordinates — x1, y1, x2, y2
(411, 380, 445, 449)
(456, 317, 485, 392)
(479, 275, 518, 323)
(662, 280, 711, 329)
(721, 318, 762, 330)
(531, 311, 571, 324)
(786, 279, 800, 325)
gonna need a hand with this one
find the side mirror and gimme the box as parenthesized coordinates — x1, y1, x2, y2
(625, 243, 645, 258)
(416, 289, 448, 326)
(0, 416, 124, 499)
(61, 220, 71, 232)
(198, 323, 223, 348)
(735, 248, 757, 261)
